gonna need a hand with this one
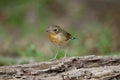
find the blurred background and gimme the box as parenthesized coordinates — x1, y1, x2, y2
(0, 0, 120, 66)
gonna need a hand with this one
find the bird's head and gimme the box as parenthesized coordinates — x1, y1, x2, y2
(47, 25, 62, 34)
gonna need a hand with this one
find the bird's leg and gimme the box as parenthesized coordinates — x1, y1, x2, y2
(54, 47, 60, 59)
(63, 47, 68, 58)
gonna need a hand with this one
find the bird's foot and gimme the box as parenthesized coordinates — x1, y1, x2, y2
(62, 56, 67, 60)
(49, 58, 57, 61)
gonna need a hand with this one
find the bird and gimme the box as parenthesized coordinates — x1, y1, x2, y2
(46, 25, 75, 59)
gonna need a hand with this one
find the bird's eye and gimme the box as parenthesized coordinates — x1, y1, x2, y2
(53, 29, 57, 31)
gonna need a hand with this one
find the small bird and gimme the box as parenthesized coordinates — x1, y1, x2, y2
(47, 25, 75, 59)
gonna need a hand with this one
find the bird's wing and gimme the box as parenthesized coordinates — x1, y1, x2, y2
(64, 31, 72, 41)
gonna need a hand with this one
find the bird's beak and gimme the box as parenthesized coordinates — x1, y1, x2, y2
(46, 29, 49, 32)
(46, 27, 50, 32)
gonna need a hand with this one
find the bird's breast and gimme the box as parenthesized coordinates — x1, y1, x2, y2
(49, 32, 71, 47)
(49, 33, 63, 43)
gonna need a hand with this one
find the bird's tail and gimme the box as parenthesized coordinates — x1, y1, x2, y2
(71, 37, 77, 40)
